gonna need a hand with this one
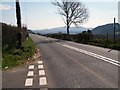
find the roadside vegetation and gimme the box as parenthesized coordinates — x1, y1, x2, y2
(43, 30, 120, 51)
(2, 23, 36, 69)
(49, 0, 120, 51)
(2, 0, 36, 70)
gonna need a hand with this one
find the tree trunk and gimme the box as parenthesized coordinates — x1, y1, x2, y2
(67, 25, 69, 35)
(66, 13, 69, 35)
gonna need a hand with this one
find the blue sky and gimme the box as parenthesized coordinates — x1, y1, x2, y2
(0, 0, 119, 30)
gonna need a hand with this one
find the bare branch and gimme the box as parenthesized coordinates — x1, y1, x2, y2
(52, 0, 89, 34)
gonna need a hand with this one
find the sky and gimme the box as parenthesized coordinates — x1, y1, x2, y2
(0, 0, 119, 30)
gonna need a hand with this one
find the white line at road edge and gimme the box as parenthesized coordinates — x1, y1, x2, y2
(38, 60, 48, 87)
(25, 78, 33, 86)
(38, 65, 44, 69)
(28, 65, 34, 69)
(40, 77, 47, 86)
(38, 61, 43, 64)
(39, 70, 45, 76)
(27, 71, 34, 77)
(62, 44, 120, 67)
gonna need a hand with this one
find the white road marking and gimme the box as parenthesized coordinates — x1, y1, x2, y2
(62, 44, 120, 67)
(38, 65, 44, 69)
(27, 71, 34, 77)
(40, 88, 48, 90)
(28, 65, 34, 69)
(39, 70, 45, 76)
(38, 61, 43, 64)
(40, 77, 47, 85)
(25, 78, 33, 86)
(45, 38, 48, 40)
(55, 42, 58, 44)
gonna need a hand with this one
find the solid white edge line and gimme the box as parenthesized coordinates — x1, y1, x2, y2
(25, 78, 33, 86)
(62, 44, 120, 67)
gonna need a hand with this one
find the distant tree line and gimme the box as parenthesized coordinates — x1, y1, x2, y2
(43, 30, 120, 50)
(45, 29, 93, 44)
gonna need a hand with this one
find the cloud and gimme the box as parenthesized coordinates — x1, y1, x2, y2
(0, 4, 13, 10)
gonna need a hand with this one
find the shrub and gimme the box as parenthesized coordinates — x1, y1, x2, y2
(2, 23, 28, 51)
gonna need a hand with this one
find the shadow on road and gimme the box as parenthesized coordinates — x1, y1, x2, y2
(35, 39, 65, 44)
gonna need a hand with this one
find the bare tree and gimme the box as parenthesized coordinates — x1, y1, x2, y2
(52, 0, 89, 34)
(16, 0, 21, 28)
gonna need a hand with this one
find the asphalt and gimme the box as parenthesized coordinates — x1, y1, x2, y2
(31, 34, 119, 88)
(2, 57, 42, 89)
(2, 34, 119, 89)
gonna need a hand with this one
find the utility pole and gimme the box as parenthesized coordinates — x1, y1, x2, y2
(16, 0, 21, 28)
(113, 18, 116, 44)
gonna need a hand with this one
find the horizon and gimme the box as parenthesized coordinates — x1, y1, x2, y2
(31, 22, 119, 31)
(0, 0, 119, 30)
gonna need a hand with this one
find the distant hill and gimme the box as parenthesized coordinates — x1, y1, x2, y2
(92, 23, 120, 35)
(27, 29, 35, 34)
(32, 27, 91, 34)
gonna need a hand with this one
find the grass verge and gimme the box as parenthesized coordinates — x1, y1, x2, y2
(2, 37, 36, 69)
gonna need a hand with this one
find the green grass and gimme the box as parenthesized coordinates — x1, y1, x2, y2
(116, 31, 120, 35)
(88, 39, 120, 50)
(2, 37, 36, 69)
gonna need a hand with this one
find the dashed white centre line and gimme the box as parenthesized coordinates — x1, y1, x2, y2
(39, 77, 47, 85)
(27, 71, 34, 77)
(25, 78, 33, 86)
(28, 65, 34, 69)
(38, 61, 43, 64)
(38, 65, 44, 69)
(39, 70, 45, 76)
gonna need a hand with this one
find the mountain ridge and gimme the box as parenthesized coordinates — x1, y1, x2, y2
(31, 23, 120, 35)
(92, 23, 120, 35)
(32, 26, 91, 34)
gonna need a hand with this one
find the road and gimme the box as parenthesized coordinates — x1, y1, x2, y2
(31, 34, 119, 88)
(2, 34, 119, 89)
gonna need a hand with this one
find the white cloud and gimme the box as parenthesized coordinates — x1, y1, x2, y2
(0, 4, 12, 10)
